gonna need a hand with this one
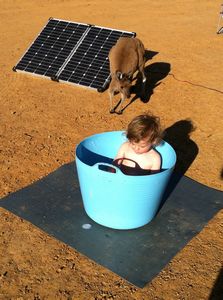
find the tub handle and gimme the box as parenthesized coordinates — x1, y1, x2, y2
(93, 162, 121, 174)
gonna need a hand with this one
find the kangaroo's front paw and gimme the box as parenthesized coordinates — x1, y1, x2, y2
(117, 110, 123, 115)
(110, 108, 116, 114)
(140, 94, 147, 102)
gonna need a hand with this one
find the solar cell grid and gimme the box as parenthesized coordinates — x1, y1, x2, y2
(14, 19, 89, 77)
(58, 26, 125, 89)
(14, 18, 135, 91)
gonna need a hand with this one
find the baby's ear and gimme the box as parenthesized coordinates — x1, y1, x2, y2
(152, 138, 158, 146)
(153, 137, 162, 146)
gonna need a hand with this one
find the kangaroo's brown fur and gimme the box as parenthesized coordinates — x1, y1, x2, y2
(108, 37, 146, 114)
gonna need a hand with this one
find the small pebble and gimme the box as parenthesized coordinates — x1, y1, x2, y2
(82, 223, 92, 229)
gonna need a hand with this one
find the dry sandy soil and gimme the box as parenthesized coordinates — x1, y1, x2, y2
(0, 0, 223, 299)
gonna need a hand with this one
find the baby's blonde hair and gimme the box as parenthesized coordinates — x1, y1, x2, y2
(126, 112, 163, 145)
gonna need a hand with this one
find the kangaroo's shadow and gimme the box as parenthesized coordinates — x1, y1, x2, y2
(141, 62, 171, 103)
(121, 61, 171, 113)
(161, 119, 199, 201)
(144, 49, 159, 62)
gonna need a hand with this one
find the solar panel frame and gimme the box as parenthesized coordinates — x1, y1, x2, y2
(13, 18, 136, 92)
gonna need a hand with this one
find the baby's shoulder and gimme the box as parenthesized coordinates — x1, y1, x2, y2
(120, 141, 129, 150)
(116, 141, 129, 156)
(148, 148, 161, 161)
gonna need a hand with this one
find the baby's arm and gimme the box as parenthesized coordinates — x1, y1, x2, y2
(113, 142, 127, 163)
(150, 151, 161, 172)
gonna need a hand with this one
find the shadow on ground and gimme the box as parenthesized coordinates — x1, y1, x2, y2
(209, 267, 223, 300)
(161, 119, 199, 202)
(121, 61, 171, 112)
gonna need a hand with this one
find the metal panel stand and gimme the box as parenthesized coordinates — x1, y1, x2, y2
(217, 4, 223, 34)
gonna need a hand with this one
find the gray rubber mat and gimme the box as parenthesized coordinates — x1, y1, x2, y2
(1, 162, 222, 287)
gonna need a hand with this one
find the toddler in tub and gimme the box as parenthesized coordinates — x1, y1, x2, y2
(113, 112, 163, 175)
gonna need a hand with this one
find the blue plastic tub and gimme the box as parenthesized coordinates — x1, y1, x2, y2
(75, 131, 176, 230)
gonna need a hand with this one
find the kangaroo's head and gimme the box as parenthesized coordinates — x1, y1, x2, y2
(114, 71, 132, 98)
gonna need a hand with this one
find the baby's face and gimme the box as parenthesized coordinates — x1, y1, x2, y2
(130, 138, 153, 154)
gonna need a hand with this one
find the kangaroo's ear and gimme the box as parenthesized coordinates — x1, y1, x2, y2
(116, 71, 123, 80)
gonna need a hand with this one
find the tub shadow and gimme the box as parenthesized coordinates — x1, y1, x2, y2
(164, 119, 199, 174)
(159, 119, 199, 208)
(121, 62, 171, 113)
(209, 267, 223, 299)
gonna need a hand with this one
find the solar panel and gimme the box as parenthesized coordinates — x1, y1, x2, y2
(13, 18, 135, 92)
